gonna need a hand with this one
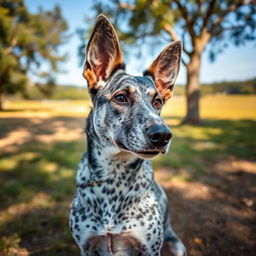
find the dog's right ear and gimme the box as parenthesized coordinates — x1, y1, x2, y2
(144, 41, 182, 102)
(83, 15, 124, 96)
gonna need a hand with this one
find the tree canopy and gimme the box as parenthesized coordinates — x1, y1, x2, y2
(82, 0, 256, 123)
(0, 0, 69, 109)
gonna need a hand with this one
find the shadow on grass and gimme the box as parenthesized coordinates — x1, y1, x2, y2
(154, 118, 256, 180)
(0, 205, 79, 255)
(0, 140, 84, 255)
(0, 116, 85, 142)
(166, 168, 256, 256)
(155, 118, 256, 255)
(0, 141, 85, 210)
(0, 116, 256, 255)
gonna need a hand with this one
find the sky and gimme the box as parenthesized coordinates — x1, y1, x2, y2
(25, 0, 256, 86)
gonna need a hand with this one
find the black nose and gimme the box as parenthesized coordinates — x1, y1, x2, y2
(146, 124, 172, 147)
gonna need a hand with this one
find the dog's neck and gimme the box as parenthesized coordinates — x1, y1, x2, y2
(85, 111, 147, 183)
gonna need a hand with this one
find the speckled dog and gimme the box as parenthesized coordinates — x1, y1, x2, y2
(70, 15, 186, 256)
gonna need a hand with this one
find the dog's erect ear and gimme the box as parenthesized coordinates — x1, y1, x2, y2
(144, 41, 182, 102)
(83, 15, 124, 92)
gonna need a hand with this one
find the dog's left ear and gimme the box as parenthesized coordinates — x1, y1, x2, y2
(144, 41, 182, 102)
(83, 15, 124, 94)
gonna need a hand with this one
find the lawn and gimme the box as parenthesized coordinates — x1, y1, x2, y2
(0, 95, 256, 256)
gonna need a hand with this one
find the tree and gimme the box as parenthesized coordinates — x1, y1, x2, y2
(82, 0, 255, 124)
(0, 0, 69, 110)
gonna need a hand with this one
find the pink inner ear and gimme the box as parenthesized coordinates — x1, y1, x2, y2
(88, 42, 110, 80)
(159, 52, 179, 85)
(146, 41, 181, 100)
(85, 16, 123, 83)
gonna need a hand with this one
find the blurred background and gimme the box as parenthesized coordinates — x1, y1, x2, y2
(0, 0, 255, 255)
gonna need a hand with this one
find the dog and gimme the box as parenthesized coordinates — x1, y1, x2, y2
(70, 14, 186, 256)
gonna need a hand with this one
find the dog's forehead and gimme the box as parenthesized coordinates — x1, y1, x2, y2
(107, 72, 157, 95)
(133, 76, 157, 94)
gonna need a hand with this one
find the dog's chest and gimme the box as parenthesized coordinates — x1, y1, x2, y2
(75, 177, 155, 231)
(70, 156, 163, 255)
(71, 159, 164, 246)
(72, 185, 163, 253)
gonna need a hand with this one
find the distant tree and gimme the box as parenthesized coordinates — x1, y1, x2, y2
(81, 0, 256, 124)
(0, 0, 69, 110)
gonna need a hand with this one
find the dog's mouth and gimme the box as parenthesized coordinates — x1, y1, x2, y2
(135, 151, 160, 159)
(137, 151, 160, 155)
(115, 140, 166, 159)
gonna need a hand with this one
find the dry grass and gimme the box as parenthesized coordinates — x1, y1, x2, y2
(163, 94, 256, 120)
(2, 94, 256, 120)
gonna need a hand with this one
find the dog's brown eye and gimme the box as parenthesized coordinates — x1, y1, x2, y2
(114, 93, 128, 104)
(152, 98, 163, 110)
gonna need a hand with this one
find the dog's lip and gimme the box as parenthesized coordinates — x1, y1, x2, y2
(115, 140, 165, 155)
(135, 150, 160, 155)
(115, 140, 129, 151)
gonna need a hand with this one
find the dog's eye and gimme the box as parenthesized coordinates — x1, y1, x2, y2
(152, 98, 163, 110)
(114, 93, 128, 104)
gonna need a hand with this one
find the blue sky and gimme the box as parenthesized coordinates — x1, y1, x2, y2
(25, 0, 256, 86)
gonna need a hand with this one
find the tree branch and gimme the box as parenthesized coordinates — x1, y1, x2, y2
(163, 23, 179, 41)
(4, 36, 17, 55)
(180, 30, 192, 57)
(211, 22, 256, 38)
(182, 58, 188, 67)
(222, 23, 255, 31)
(164, 23, 191, 57)
(192, 0, 203, 25)
(210, 0, 252, 34)
(119, 2, 135, 10)
(201, 0, 217, 32)
(173, 0, 196, 40)
(182, 47, 191, 57)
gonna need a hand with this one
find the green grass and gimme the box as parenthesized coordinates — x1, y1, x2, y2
(0, 98, 256, 254)
(0, 141, 84, 255)
(24, 84, 90, 100)
(153, 119, 256, 181)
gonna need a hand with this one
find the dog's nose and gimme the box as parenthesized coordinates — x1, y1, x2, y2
(146, 124, 172, 147)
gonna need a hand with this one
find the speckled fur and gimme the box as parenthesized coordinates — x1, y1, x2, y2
(70, 15, 186, 256)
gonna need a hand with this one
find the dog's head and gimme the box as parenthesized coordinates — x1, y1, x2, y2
(84, 15, 181, 159)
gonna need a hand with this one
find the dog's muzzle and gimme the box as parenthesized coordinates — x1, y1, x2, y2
(146, 124, 172, 148)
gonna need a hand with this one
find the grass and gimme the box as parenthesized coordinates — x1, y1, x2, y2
(0, 141, 83, 255)
(153, 119, 256, 181)
(2, 94, 256, 119)
(20, 85, 90, 101)
(0, 95, 256, 255)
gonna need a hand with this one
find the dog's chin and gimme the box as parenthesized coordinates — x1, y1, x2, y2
(134, 151, 160, 160)
(114, 140, 168, 160)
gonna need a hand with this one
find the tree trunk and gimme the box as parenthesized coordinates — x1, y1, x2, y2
(0, 82, 3, 111)
(183, 51, 202, 124)
(0, 92, 3, 111)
